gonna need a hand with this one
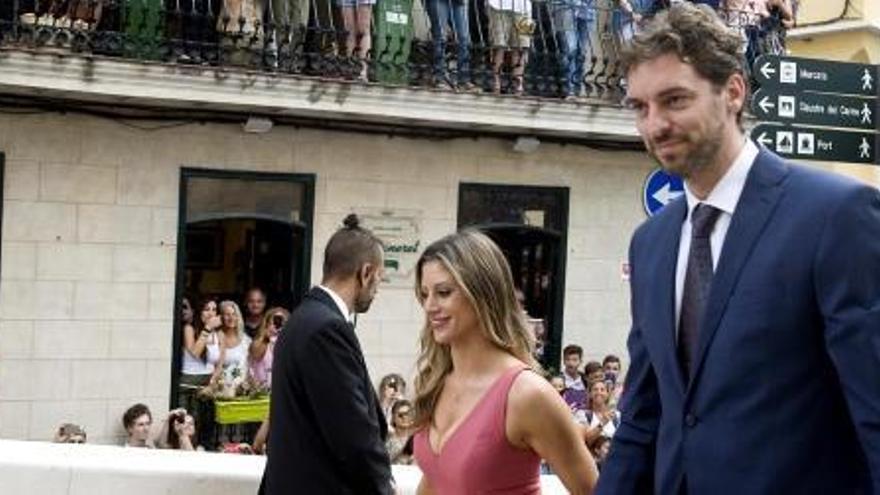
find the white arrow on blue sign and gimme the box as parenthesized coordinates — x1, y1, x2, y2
(643, 168, 685, 216)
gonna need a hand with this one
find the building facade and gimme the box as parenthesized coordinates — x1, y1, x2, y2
(1, 1, 875, 446)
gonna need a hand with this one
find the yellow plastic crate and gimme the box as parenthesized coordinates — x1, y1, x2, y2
(214, 397, 270, 425)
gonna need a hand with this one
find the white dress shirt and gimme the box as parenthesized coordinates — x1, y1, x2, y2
(674, 139, 759, 333)
(318, 285, 354, 324)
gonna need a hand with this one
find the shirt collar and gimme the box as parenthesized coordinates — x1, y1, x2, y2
(318, 285, 354, 323)
(684, 138, 758, 217)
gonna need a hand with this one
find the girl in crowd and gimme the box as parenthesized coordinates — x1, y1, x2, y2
(181, 298, 221, 448)
(156, 408, 199, 451)
(386, 399, 415, 465)
(585, 379, 621, 443)
(377, 373, 406, 427)
(412, 230, 597, 494)
(207, 300, 251, 397)
(249, 306, 291, 390)
(180, 298, 220, 410)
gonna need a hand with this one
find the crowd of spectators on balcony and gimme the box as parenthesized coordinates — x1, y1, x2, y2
(1, 0, 795, 99)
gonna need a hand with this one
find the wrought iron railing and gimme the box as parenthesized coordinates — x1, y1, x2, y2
(0, 1, 793, 100)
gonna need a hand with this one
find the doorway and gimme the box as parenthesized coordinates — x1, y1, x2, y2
(171, 168, 315, 407)
(458, 183, 569, 371)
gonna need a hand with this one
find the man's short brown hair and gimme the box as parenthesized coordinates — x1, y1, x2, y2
(122, 403, 151, 430)
(563, 344, 584, 359)
(622, 3, 747, 122)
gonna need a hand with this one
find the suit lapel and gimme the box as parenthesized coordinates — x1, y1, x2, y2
(652, 199, 688, 394)
(688, 152, 788, 391)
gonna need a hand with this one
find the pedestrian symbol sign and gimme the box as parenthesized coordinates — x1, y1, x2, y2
(754, 55, 878, 96)
(751, 89, 877, 131)
(752, 55, 879, 166)
(751, 124, 878, 165)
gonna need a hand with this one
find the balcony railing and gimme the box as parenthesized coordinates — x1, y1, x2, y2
(0, 1, 793, 101)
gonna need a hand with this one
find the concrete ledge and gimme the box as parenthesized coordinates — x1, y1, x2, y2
(0, 439, 567, 494)
(0, 49, 640, 143)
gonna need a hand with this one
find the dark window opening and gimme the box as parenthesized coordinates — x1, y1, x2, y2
(458, 183, 569, 371)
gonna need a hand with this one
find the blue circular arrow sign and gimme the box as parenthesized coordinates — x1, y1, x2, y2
(643, 169, 685, 217)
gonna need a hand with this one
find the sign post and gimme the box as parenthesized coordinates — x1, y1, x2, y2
(750, 124, 878, 165)
(751, 89, 877, 131)
(753, 55, 878, 96)
(642, 169, 684, 217)
(751, 55, 879, 166)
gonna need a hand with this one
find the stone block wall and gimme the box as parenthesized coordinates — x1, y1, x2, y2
(0, 112, 651, 443)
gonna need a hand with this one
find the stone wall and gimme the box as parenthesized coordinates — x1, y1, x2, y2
(0, 112, 651, 443)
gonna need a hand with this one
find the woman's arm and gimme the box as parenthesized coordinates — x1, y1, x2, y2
(253, 418, 270, 454)
(151, 409, 184, 448)
(210, 333, 227, 384)
(581, 422, 603, 446)
(508, 373, 599, 495)
(173, 419, 195, 451)
(250, 326, 270, 361)
(183, 324, 208, 360)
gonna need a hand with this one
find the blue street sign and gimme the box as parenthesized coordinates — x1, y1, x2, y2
(643, 169, 685, 216)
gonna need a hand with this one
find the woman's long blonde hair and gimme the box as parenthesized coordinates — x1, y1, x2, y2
(412, 229, 540, 429)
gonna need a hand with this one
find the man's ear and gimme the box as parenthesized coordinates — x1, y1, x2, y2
(358, 263, 373, 284)
(726, 72, 747, 116)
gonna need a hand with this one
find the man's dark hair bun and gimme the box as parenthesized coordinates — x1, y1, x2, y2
(343, 213, 360, 230)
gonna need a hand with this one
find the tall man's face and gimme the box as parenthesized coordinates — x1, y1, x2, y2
(625, 53, 743, 179)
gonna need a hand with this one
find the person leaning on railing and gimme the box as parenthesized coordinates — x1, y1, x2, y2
(425, 0, 475, 91)
(488, 0, 535, 95)
(721, 0, 794, 77)
(548, 0, 596, 99)
(335, 0, 376, 81)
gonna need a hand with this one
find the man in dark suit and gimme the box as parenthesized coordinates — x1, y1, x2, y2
(598, 4, 880, 494)
(261, 214, 394, 494)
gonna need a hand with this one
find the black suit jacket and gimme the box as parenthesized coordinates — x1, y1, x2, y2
(260, 287, 392, 494)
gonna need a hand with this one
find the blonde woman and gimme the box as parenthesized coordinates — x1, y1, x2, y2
(412, 230, 597, 494)
(207, 300, 251, 396)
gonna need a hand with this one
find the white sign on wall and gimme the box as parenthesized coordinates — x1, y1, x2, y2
(359, 209, 423, 285)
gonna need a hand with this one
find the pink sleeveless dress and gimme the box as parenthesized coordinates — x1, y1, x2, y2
(413, 365, 542, 494)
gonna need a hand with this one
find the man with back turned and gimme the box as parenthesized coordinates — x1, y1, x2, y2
(260, 214, 393, 494)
